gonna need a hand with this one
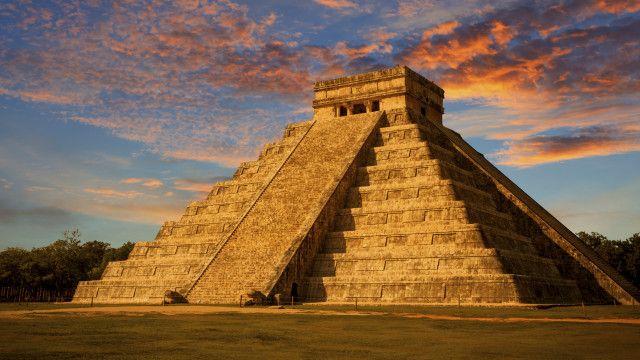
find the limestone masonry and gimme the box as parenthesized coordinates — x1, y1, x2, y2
(73, 66, 640, 305)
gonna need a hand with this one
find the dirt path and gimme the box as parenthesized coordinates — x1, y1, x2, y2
(2, 305, 639, 325)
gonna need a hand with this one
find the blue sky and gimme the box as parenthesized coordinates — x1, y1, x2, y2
(1, 0, 639, 248)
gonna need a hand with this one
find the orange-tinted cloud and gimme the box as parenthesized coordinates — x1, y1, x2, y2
(0, 88, 86, 105)
(314, 0, 357, 9)
(84, 188, 143, 199)
(396, 0, 640, 166)
(495, 125, 640, 167)
(422, 20, 459, 38)
(0, 1, 395, 171)
(120, 178, 163, 189)
(593, 0, 640, 14)
(2, 0, 638, 170)
(0, 1, 347, 166)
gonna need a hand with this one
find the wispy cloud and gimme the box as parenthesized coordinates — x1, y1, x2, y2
(0, 178, 12, 190)
(25, 186, 55, 192)
(314, 0, 357, 9)
(120, 178, 163, 189)
(0, 0, 638, 172)
(0, 1, 397, 167)
(83, 188, 143, 199)
(494, 125, 640, 167)
(0, 205, 72, 225)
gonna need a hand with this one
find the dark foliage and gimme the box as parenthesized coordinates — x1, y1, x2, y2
(578, 232, 640, 289)
(0, 229, 133, 293)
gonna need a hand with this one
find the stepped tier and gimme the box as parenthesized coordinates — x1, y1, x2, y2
(304, 274, 580, 304)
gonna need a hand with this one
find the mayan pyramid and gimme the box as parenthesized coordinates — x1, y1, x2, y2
(73, 66, 639, 305)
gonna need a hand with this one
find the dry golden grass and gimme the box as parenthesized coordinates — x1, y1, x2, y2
(1, 304, 639, 359)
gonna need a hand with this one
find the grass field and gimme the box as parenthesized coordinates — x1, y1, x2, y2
(1, 304, 639, 359)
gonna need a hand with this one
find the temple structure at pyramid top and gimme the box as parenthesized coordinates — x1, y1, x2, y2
(73, 66, 640, 305)
(312, 65, 444, 123)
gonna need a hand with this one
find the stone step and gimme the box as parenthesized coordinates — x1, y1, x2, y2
(203, 190, 260, 204)
(79, 278, 188, 287)
(311, 249, 559, 278)
(368, 140, 454, 165)
(73, 280, 190, 304)
(283, 120, 314, 138)
(104, 257, 207, 268)
(151, 233, 227, 244)
(157, 221, 237, 238)
(346, 178, 496, 209)
(356, 159, 477, 188)
(324, 223, 535, 252)
(333, 205, 515, 233)
(257, 136, 300, 160)
(303, 274, 581, 304)
(185, 199, 250, 214)
(322, 227, 486, 252)
(178, 211, 244, 224)
(339, 199, 511, 225)
(102, 264, 204, 279)
(189, 193, 256, 207)
(129, 241, 220, 258)
(207, 179, 265, 199)
(318, 243, 495, 258)
(231, 157, 282, 180)
(377, 124, 436, 146)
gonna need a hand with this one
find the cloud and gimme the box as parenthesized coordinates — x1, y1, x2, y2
(0, 88, 86, 105)
(25, 186, 55, 192)
(494, 125, 640, 167)
(592, 0, 640, 14)
(398, 2, 640, 101)
(314, 0, 357, 9)
(395, 0, 640, 166)
(0, 178, 12, 190)
(1, 0, 638, 170)
(386, 0, 512, 31)
(0, 205, 72, 225)
(0, 1, 395, 166)
(173, 178, 224, 193)
(71, 201, 183, 225)
(83, 188, 144, 199)
(120, 178, 163, 189)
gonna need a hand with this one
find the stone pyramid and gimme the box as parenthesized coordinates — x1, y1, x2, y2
(73, 66, 639, 305)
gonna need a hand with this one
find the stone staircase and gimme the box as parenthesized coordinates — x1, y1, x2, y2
(185, 112, 383, 303)
(72, 121, 314, 303)
(303, 116, 582, 304)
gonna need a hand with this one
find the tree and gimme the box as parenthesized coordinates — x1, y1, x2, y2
(579, 231, 640, 289)
(0, 248, 31, 287)
(0, 229, 134, 295)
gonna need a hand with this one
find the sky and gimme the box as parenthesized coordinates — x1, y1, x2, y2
(0, 0, 638, 249)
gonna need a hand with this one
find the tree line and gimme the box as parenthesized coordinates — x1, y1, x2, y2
(0, 229, 132, 301)
(0, 230, 638, 301)
(577, 232, 640, 289)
